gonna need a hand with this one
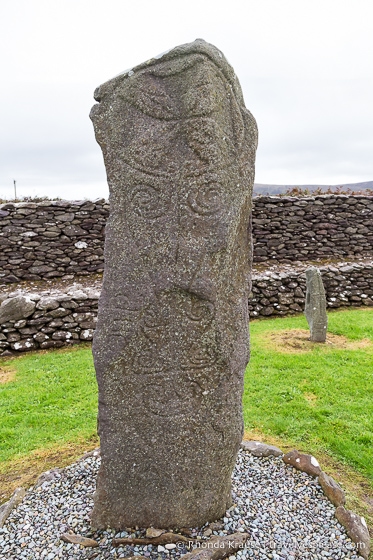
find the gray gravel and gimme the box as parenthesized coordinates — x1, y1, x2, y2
(0, 449, 365, 559)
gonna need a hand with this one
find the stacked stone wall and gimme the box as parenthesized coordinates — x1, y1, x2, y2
(1, 195, 373, 354)
(1, 261, 372, 354)
(252, 195, 373, 262)
(0, 199, 109, 282)
(1, 195, 373, 283)
(0, 285, 100, 354)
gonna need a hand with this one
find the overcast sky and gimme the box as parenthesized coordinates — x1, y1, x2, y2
(1, 0, 372, 200)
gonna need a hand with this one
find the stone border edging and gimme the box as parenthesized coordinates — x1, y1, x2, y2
(1, 445, 371, 557)
(0, 448, 100, 529)
(241, 440, 371, 559)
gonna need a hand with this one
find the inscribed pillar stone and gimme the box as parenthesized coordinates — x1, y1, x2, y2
(304, 266, 328, 342)
(90, 39, 258, 529)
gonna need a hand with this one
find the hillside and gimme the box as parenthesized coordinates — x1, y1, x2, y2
(253, 180, 373, 196)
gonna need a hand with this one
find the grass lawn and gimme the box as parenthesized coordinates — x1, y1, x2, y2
(244, 307, 373, 485)
(0, 344, 97, 463)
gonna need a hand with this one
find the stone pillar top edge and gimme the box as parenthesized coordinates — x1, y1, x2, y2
(92, 39, 254, 122)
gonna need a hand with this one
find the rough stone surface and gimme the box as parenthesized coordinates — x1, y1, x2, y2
(10, 338, 38, 352)
(318, 471, 346, 507)
(90, 39, 257, 529)
(252, 194, 373, 263)
(335, 506, 371, 559)
(282, 449, 322, 477)
(37, 297, 60, 311)
(304, 266, 328, 342)
(112, 533, 191, 547)
(0, 296, 35, 323)
(249, 259, 373, 318)
(146, 528, 166, 538)
(240, 440, 283, 457)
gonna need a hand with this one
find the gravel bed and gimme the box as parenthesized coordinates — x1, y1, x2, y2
(0, 449, 365, 560)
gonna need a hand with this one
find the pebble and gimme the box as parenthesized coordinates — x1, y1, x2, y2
(0, 450, 366, 559)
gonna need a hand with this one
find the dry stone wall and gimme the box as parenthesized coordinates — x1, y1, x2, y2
(0, 283, 100, 355)
(1, 195, 373, 282)
(1, 261, 372, 354)
(252, 195, 373, 262)
(0, 199, 109, 282)
(1, 194, 373, 354)
(249, 261, 373, 318)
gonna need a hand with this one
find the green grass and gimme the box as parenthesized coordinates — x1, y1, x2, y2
(0, 345, 97, 463)
(244, 308, 373, 483)
(1, 307, 372, 485)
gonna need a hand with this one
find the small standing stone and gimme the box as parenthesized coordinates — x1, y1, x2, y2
(304, 266, 327, 342)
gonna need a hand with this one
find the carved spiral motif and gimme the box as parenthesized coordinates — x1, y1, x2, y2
(188, 184, 222, 216)
(183, 344, 216, 369)
(185, 298, 214, 322)
(131, 185, 168, 219)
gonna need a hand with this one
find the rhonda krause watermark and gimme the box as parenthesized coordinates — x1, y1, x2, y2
(176, 538, 367, 554)
(177, 540, 250, 550)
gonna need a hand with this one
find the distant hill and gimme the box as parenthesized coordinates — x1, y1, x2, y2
(253, 180, 373, 196)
